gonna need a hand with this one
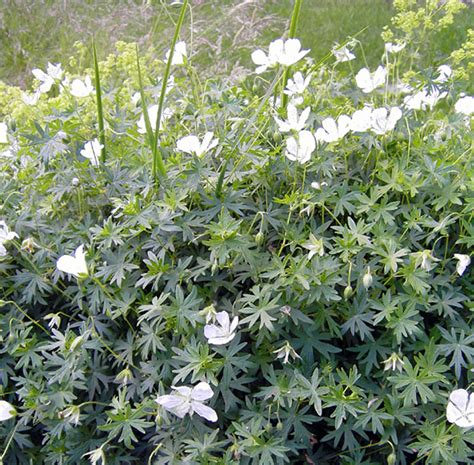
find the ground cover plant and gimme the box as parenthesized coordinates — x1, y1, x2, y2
(0, 0, 473, 463)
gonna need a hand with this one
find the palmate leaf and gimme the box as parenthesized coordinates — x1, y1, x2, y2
(437, 326, 474, 379)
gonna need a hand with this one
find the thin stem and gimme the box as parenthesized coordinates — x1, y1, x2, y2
(152, 0, 188, 181)
(4, 300, 49, 334)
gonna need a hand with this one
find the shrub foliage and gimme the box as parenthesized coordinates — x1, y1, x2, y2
(0, 1, 473, 464)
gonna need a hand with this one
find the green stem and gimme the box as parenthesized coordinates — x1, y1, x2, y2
(4, 300, 49, 334)
(152, 0, 188, 181)
(92, 41, 106, 164)
(281, 0, 303, 109)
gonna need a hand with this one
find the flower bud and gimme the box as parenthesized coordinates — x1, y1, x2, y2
(255, 231, 264, 245)
(72, 177, 80, 186)
(387, 452, 396, 465)
(362, 267, 373, 290)
(343, 285, 353, 299)
(21, 237, 37, 253)
(273, 130, 282, 143)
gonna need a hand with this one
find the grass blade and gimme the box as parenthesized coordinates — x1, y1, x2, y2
(152, 0, 188, 182)
(93, 41, 106, 163)
(136, 45, 155, 151)
(281, 0, 303, 109)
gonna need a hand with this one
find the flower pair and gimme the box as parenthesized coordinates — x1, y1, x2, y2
(251, 38, 309, 74)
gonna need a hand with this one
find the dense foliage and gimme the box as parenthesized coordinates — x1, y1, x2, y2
(0, 1, 473, 463)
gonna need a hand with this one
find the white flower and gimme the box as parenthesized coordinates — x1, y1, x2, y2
(32, 62, 63, 94)
(177, 132, 218, 157)
(355, 66, 386, 93)
(80, 139, 103, 166)
(382, 353, 405, 372)
(165, 41, 187, 65)
(131, 92, 141, 106)
(57, 244, 89, 278)
(453, 254, 470, 276)
(0, 400, 16, 422)
(446, 389, 474, 428)
(332, 44, 355, 63)
(385, 42, 406, 53)
(435, 64, 452, 83)
(0, 122, 8, 144)
(422, 88, 447, 110)
(251, 38, 309, 74)
(273, 341, 301, 364)
(0, 221, 18, 257)
(82, 446, 106, 465)
(303, 233, 325, 259)
(204, 311, 239, 345)
(311, 181, 328, 190)
(22, 89, 41, 105)
(315, 115, 351, 143)
(403, 87, 446, 111)
(156, 381, 217, 422)
(274, 104, 310, 132)
(284, 72, 311, 96)
(350, 106, 373, 132)
(285, 130, 315, 164)
(454, 96, 474, 116)
(370, 107, 402, 135)
(137, 105, 173, 134)
(47, 62, 63, 80)
(70, 76, 94, 97)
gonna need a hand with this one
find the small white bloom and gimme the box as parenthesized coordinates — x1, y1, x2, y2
(384, 42, 406, 53)
(57, 244, 89, 278)
(80, 139, 103, 166)
(332, 44, 355, 63)
(177, 132, 218, 157)
(156, 381, 217, 422)
(370, 107, 402, 135)
(251, 38, 309, 74)
(131, 92, 141, 106)
(382, 353, 405, 372)
(284, 72, 311, 96)
(22, 89, 41, 105)
(0, 221, 18, 257)
(278, 38, 310, 66)
(403, 87, 446, 111)
(302, 233, 325, 260)
(70, 76, 94, 97)
(311, 181, 328, 190)
(32, 62, 63, 94)
(454, 96, 474, 116)
(137, 104, 173, 134)
(47, 62, 63, 80)
(0, 122, 8, 144)
(204, 311, 239, 345)
(273, 341, 301, 364)
(453, 254, 470, 276)
(350, 106, 373, 132)
(285, 130, 315, 164)
(0, 400, 16, 421)
(165, 41, 187, 65)
(446, 389, 474, 428)
(355, 66, 386, 93)
(82, 446, 106, 465)
(423, 88, 447, 110)
(435, 64, 452, 83)
(274, 104, 310, 132)
(315, 115, 351, 143)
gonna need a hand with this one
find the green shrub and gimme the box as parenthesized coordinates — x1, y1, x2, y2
(0, 1, 473, 464)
